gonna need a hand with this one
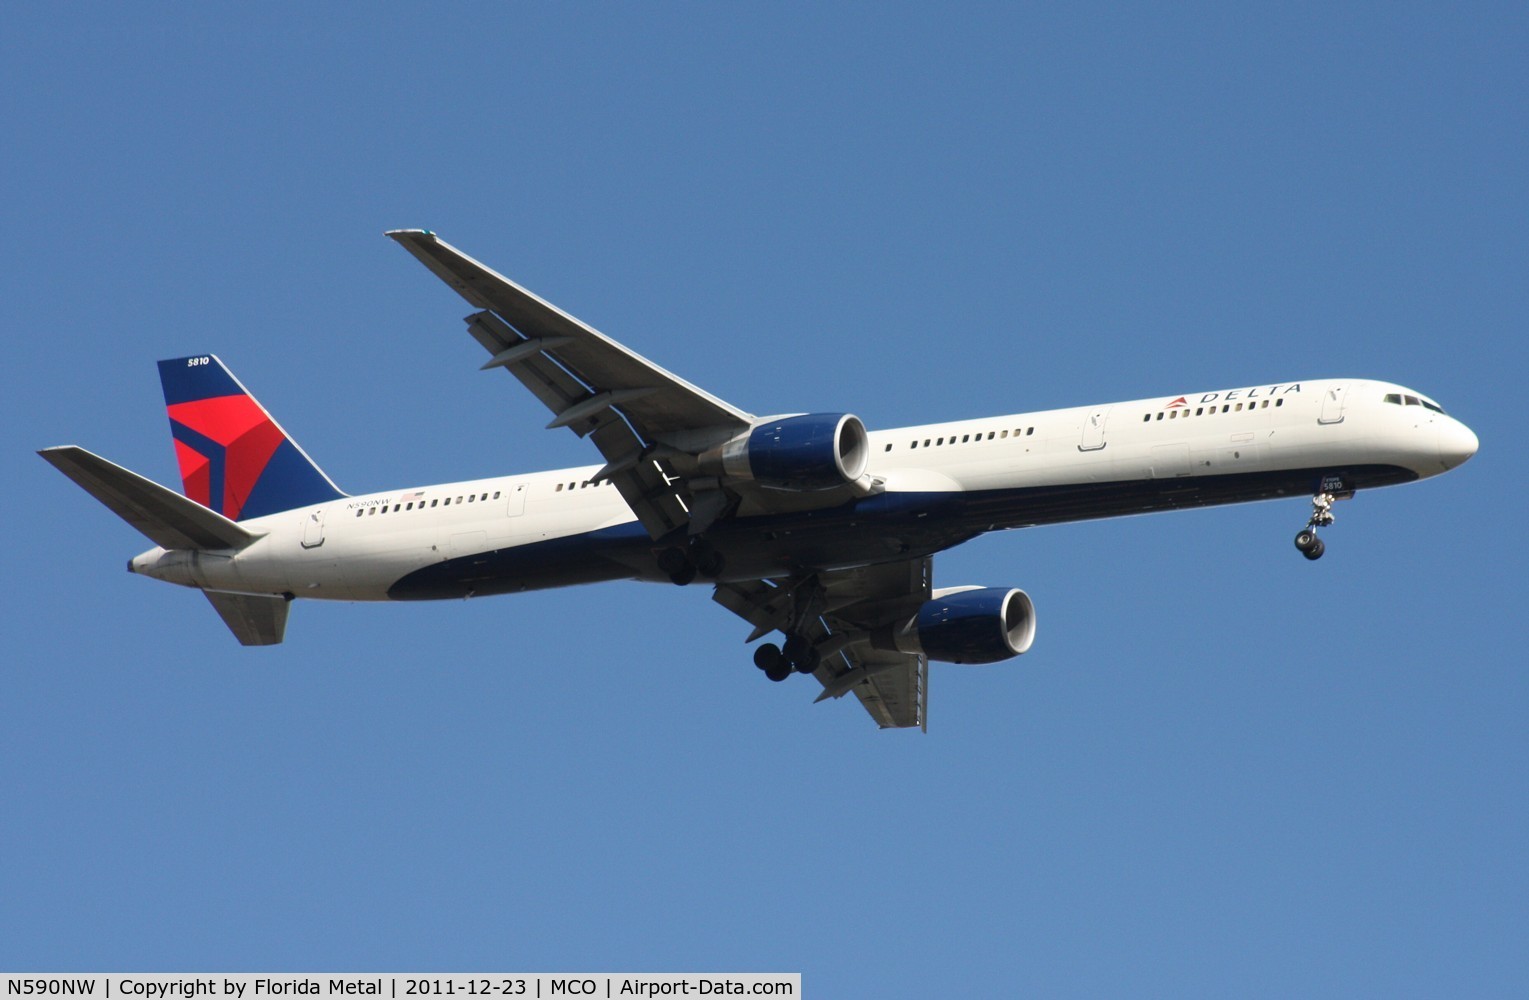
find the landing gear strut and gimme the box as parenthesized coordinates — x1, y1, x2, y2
(745, 574, 826, 682)
(1293, 492, 1335, 560)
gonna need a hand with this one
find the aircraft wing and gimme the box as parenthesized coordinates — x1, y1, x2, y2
(714, 557, 932, 730)
(388, 230, 756, 540)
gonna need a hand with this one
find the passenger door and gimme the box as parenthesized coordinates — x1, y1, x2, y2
(1079, 407, 1111, 451)
(1319, 384, 1348, 425)
(300, 508, 326, 548)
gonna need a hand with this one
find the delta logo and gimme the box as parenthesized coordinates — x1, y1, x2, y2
(167, 394, 285, 520)
(1164, 384, 1304, 409)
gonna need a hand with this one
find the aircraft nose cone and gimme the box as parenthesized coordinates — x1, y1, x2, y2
(1437, 420, 1479, 471)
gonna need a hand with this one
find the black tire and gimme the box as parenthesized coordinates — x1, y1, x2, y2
(782, 634, 810, 663)
(796, 648, 821, 674)
(1294, 529, 1318, 552)
(764, 659, 792, 683)
(656, 547, 690, 575)
(753, 643, 783, 672)
(1304, 538, 1326, 561)
(669, 564, 697, 586)
(697, 549, 726, 578)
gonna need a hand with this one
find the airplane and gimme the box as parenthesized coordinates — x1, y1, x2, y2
(39, 230, 1479, 729)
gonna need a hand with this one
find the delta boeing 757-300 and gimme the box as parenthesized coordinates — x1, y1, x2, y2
(40, 231, 1478, 729)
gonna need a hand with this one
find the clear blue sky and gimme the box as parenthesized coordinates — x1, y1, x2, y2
(3, 4, 1525, 995)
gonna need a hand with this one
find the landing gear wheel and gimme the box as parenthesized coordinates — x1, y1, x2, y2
(781, 634, 810, 663)
(656, 546, 689, 575)
(690, 540, 725, 579)
(764, 659, 792, 683)
(668, 564, 697, 586)
(753, 642, 783, 672)
(696, 548, 726, 578)
(1293, 491, 1341, 560)
(795, 648, 821, 674)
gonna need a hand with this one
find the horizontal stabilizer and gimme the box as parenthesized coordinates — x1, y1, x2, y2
(203, 589, 290, 645)
(38, 446, 258, 551)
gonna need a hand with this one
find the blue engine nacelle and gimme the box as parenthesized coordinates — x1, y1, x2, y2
(873, 587, 1037, 664)
(708, 413, 870, 492)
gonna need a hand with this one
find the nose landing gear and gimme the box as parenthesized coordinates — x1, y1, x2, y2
(1293, 493, 1336, 560)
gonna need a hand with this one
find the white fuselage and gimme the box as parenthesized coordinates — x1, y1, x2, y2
(129, 378, 1477, 601)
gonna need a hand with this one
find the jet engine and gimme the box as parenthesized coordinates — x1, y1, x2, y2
(874, 586, 1037, 664)
(700, 413, 870, 492)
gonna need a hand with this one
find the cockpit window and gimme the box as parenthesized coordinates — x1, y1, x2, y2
(1383, 391, 1446, 414)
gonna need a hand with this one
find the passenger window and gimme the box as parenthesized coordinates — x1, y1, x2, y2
(1156, 412, 1164, 421)
(493, 491, 501, 499)
(1276, 399, 1284, 407)
(368, 507, 376, 516)
(1143, 414, 1150, 422)
(1000, 431, 1008, 439)
(962, 434, 970, 443)
(355, 509, 363, 517)
(431, 499, 438, 506)
(885, 443, 892, 452)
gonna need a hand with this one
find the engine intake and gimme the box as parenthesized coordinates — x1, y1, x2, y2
(705, 413, 870, 492)
(875, 587, 1037, 664)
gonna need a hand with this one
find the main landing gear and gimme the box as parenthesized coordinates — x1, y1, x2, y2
(1293, 492, 1336, 561)
(753, 634, 821, 682)
(742, 575, 827, 682)
(656, 538, 726, 586)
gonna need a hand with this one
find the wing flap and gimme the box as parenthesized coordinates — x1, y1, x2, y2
(713, 557, 933, 730)
(460, 307, 690, 539)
